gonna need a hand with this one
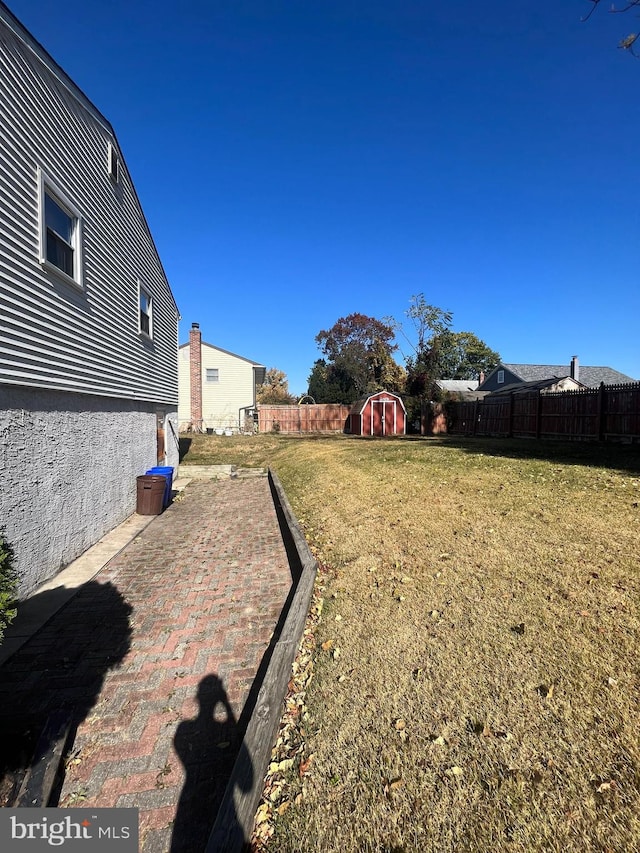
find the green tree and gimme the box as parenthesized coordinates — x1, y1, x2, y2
(431, 331, 500, 380)
(402, 294, 453, 397)
(256, 367, 296, 404)
(314, 313, 400, 402)
(307, 359, 354, 404)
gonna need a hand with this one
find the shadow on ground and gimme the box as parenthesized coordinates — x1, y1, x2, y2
(171, 584, 301, 851)
(0, 581, 132, 806)
(441, 435, 640, 474)
(394, 434, 640, 475)
(179, 437, 192, 461)
(171, 481, 305, 851)
(171, 675, 253, 853)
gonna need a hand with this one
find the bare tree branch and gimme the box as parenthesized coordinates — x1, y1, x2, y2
(582, 0, 640, 54)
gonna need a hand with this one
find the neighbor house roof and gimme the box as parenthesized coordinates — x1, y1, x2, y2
(481, 363, 635, 389)
(179, 339, 265, 367)
(436, 379, 479, 393)
(487, 377, 586, 396)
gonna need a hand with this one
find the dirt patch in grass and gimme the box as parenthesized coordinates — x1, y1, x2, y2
(184, 435, 640, 852)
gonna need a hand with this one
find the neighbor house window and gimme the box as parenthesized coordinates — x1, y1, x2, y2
(38, 168, 83, 287)
(139, 285, 152, 337)
(497, 370, 505, 384)
(206, 368, 219, 382)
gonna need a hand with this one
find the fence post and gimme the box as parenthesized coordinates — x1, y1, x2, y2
(536, 391, 542, 439)
(597, 382, 606, 442)
(473, 399, 479, 436)
(508, 392, 514, 437)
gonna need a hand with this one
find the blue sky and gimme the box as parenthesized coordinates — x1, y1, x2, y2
(8, 0, 639, 394)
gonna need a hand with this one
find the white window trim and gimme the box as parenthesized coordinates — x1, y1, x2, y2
(206, 368, 219, 383)
(497, 370, 505, 384)
(139, 282, 153, 339)
(37, 167, 84, 289)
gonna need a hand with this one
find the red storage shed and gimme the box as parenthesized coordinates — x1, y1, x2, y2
(349, 391, 407, 436)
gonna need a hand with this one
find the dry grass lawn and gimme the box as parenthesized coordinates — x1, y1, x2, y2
(183, 434, 640, 853)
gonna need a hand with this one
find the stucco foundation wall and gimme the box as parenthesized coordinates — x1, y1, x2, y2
(0, 387, 178, 598)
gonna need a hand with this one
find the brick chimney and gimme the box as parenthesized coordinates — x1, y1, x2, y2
(570, 355, 579, 381)
(189, 322, 203, 430)
(479, 370, 485, 386)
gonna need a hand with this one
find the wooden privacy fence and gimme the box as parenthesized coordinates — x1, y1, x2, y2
(448, 382, 640, 442)
(257, 404, 351, 434)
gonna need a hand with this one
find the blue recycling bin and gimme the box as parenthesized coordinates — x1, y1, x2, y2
(145, 466, 174, 508)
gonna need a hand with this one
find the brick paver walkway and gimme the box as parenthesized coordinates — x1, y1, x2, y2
(0, 477, 292, 852)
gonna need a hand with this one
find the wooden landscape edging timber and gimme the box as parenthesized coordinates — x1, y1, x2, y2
(205, 469, 317, 853)
(15, 710, 73, 807)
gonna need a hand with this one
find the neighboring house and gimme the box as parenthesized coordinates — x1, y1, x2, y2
(0, 3, 180, 597)
(479, 356, 635, 393)
(178, 324, 266, 432)
(485, 377, 585, 397)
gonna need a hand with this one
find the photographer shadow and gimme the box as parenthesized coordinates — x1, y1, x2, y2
(0, 580, 132, 806)
(171, 674, 253, 853)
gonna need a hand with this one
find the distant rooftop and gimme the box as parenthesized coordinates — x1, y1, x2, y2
(481, 363, 635, 389)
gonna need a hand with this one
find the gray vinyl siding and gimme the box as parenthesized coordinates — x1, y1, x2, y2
(0, 13, 178, 404)
(479, 366, 522, 392)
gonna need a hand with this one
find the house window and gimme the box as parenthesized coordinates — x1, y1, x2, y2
(38, 169, 83, 286)
(497, 370, 505, 384)
(139, 285, 152, 337)
(206, 368, 219, 383)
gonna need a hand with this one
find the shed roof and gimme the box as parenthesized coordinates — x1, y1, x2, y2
(349, 391, 406, 415)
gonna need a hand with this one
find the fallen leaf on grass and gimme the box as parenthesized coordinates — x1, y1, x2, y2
(299, 755, 314, 777)
(596, 780, 617, 794)
(445, 766, 464, 777)
(394, 719, 406, 731)
(255, 803, 271, 826)
(269, 758, 294, 774)
(480, 725, 511, 740)
(383, 777, 404, 797)
(321, 639, 334, 651)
